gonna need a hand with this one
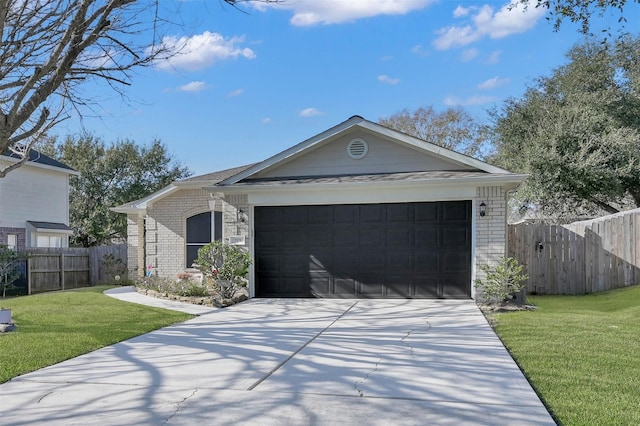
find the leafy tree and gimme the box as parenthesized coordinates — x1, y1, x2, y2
(519, 0, 637, 35)
(0, 0, 279, 177)
(378, 106, 491, 159)
(490, 36, 640, 219)
(44, 135, 190, 246)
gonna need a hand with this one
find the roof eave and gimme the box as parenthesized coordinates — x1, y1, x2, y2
(0, 154, 80, 176)
(207, 174, 529, 194)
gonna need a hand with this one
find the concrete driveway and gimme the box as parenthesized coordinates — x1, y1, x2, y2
(0, 298, 555, 425)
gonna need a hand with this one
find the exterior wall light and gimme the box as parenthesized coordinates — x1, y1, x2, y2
(479, 202, 487, 217)
(237, 208, 247, 223)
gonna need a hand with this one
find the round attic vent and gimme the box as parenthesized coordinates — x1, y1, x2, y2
(347, 138, 368, 160)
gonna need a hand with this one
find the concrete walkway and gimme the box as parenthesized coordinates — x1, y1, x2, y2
(0, 295, 555, 425)
(104, 286, 218, 315)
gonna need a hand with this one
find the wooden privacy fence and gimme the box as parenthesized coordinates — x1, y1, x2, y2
(508, 209, 640, 295)
(26, 244, 127, 294)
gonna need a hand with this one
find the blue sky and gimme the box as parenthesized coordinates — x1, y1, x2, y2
(52, 0, 640, 177)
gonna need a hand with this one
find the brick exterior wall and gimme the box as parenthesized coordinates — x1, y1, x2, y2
(0, 227, 26, 251)
(474, 186, 508, 297)
(129, 189, 250, 279)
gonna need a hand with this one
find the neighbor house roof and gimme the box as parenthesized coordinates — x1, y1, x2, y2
(1, 149, 79, 175)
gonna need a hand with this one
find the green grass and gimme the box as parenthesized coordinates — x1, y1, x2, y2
(0, 286, 192, 383)
(494, 285, 640, 426)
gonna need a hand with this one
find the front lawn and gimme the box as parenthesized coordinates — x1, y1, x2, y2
(0, 286, 192, 383)
(494, 285, 640, 425)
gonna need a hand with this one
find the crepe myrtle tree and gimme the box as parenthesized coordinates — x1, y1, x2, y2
(0, 0, 280, 178)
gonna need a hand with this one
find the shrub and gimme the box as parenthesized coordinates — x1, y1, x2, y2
(135, 275, 209, 297)
(475, 257, 528, 304)
(0, 245, 27, 298)
(100, 253, 128, 284)
(193, 241, 252, 299)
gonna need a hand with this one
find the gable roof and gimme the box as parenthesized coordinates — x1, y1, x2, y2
(111, 163, 255, 214)
(1, 149, 79, 175)
(218, 115, 513, 186)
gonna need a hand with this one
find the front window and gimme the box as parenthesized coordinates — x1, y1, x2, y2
(186, 211, 222, 267)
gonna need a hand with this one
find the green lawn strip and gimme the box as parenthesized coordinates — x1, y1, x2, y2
(494, 286, 640, 426)
(0, 286, 193, 384)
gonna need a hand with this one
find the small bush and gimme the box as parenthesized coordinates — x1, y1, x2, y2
(475, 257, 528, 304)
(135, 275, 210, 297)
(193, 241, 252, 299)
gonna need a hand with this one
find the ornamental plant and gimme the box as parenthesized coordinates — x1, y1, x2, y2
(194, 241, 252, 299)
(474, 257, 528, 304)
(0, 245, 27, 298)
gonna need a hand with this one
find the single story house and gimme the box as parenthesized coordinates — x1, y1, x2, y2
(113, 116, 526, 299)
(1, 150, 78, 250)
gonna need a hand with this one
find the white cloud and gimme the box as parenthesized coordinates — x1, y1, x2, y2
(227, 88, 244, 98)
(444, 95, 497, 106)
(453, 5, 470, 18)
(299, 107, 325, 117)
(152, 31, 255, 71)
(486, 50, 502, 64)
(478, 76, 510, 90)
(177, 81, 207, 93)
(251, 0, 435, 26)
(261, 117, 272, 124)
(379, 55, 394, 61)
(460, 48, 479, 62)
(433, 1, 545, 50)
(411, 44, 429, 57)
(378, 74, 400, 85)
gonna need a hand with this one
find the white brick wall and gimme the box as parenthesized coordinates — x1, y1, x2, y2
(134, 189, 251, 279)
(474, 186, 507, 294)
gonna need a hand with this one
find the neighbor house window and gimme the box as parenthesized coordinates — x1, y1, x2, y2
(7, 234, 17, 250)
(186, 211, 222, 267)
(36, 234, 64, 248)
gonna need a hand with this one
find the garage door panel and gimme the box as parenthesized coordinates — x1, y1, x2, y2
(442, 201, 470, 222)
(256, 254, 279, 273)
(334, 205, 357, 223)
(359, 280, 385, 297)
(255, 201, 471, 299)
(308, 206, 333, 224)
(384, 279, 412, 297)
(333, 228, 357, 246)
(414, 252, 439, 273)
(360, 228, 385, 246)
(415, 226, 439, 245)
(387, 227, 413, 247)
(415, 203, 439, 222)
(256, 231, 279, 249)
(441, 227, 469, 247)
(387, 252, 412, 270)
(334, 278, 357, 296)
(386, 203, 412, 222)
(360, 204, 384, 222)
(441, 251, 471, 271)
(413, 277, 440, 297)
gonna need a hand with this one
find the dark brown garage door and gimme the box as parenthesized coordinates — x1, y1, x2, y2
(255, 201, 471, 298)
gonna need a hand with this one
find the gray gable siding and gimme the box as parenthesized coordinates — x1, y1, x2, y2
(252, 132, 471, 179)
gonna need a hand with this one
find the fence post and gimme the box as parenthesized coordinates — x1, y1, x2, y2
(60, 251, 65, 291)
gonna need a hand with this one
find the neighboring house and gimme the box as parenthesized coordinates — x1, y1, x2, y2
(0, 150, 79, 250)
(113, 116, 527, 299)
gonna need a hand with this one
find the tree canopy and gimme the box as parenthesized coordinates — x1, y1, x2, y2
(378, 106, 490, 159)
(520, 0, 637, 35)
(490, 36, 640, 220)
(0, 0, 278, 177)
(41, 135, 190, 246)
